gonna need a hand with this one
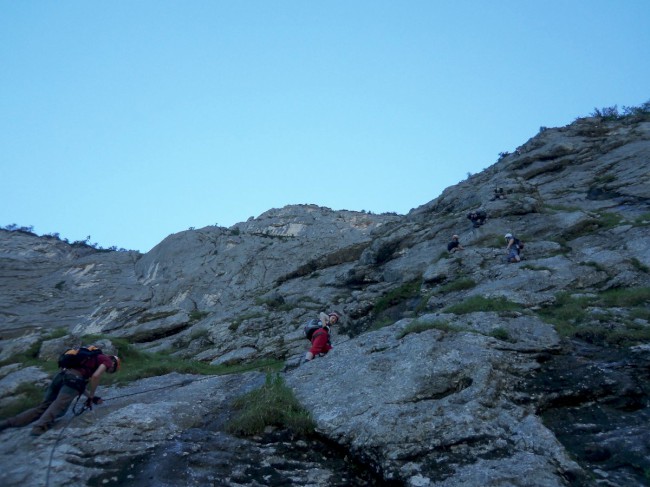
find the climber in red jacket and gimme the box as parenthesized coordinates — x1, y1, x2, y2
(305, 311, 340, 361)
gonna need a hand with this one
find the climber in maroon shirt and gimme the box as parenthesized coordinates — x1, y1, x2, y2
(305, 311, 340, 361)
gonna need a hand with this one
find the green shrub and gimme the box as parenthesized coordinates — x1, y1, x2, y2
(444, 296, 520, 315)
(592, 173, 616, 185)
(226, 374, 315, 436)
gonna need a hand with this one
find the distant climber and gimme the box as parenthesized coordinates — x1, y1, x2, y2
(467, 210, 487, 228)
(0, 348, 120, 436)
(490, 187, 506, 200)
(447, 235, 464, 253)
(305, 311, 340, 362)
(505, 233, 523, 263)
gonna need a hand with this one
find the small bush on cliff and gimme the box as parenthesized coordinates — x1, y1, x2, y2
(226, 373, 315, 436)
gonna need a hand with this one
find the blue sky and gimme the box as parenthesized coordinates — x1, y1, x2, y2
(2, 1, 648, 253)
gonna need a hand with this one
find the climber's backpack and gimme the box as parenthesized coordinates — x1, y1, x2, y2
(514, 238, 525, 250)
(58, 345, 103, 369)
(303, 319, 322, 341)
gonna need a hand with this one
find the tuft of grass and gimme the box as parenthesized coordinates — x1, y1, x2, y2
(633, 213, 650, 227)
(437, 250, 450, 261)
(189, 310, 209, 322)
(581, 261, 608, 273)
(189, 327, 209, 339)
(397, 319, 460, 339)
(0, 383, 47, 419)
(543, 204, 582, 213)
(489, 327, 512, 342)
(435, 278, 476, 294)
(229, 312, 266, 332)
(472, 234, 504, 249)
(629, 258, 650, 273)
(137, 310, 179, 324)
(536, 292, 590, 330)
(94, 336, 283, 386)
(596, 287, 650, 308)
(561, 212, 623, 241)
(592, 173, 616, 185)
(369, 316, 395, 331)
(596, 212, 623, 229)
(536, 287, 650, 346)
(226, 373, 315, 436)
(444, 296, 520, 315)
(0, 340, 50, 370)
(372, 279, 422, 315)
(254, 296, 292, 312)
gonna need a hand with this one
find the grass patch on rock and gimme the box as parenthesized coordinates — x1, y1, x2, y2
(0, 383, 48, 419)
(443, 296, 520, 315)
(435, 278, 477, 294)
(372, 279, 422, 315)
(396, 319, 460, 339)
(89, 337, 283, 386)
(536, 287, 650, 346)
(226, 373, 315, 436)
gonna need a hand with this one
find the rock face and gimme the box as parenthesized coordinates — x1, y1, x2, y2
(286, 316, 582, 487)
(1, 114, 649, 486)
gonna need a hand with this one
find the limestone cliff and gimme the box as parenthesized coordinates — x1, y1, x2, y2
(1, 114, 649, 486)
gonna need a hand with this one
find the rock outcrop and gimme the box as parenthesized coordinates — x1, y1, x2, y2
(1, 114, 649, 486)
